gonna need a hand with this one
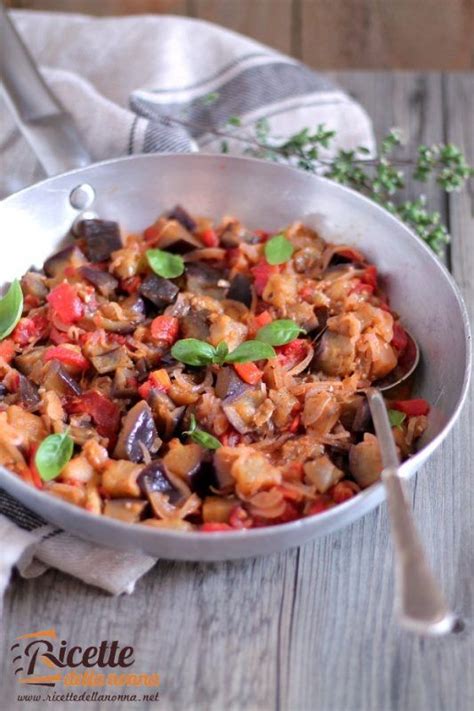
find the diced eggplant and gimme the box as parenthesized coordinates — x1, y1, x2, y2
(0, 383, 8, 398)
(188, 459, 218, 498)
(43, 360, 82, 397)
(113, 367, 139, 398)
(103, 498, 148, 523)
(352, 397, 372, 433)
(163, 442, 203, 480)
(44, 244, 87, 278)
(149, 391, 185, 439)
(167, 205, 197, 233)
(113, 400, 160, 463)
(179, 310, 210, 341)
(15, 347, 46, 381)
(158, 221, 202, 254)
(18, 375, 40, 412)
(121, 293, 146, 316)
(226, 274, 253, 308)
(90, 346, 132, 374)
(78, 219, 122, 262)
(215, 366, 247, 401)
(137, 460, 184, 505)
(186, 263, 226, 299)
(139, 273, 179, 310)
(78, 266, 118, 297)
(349, 434, 383, 488)
(21, 271, 48, 300)
(222, 389, 266, 434)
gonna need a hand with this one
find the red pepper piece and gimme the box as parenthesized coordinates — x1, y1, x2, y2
(47, 283, 83, 325)
(143, 221, 162, 244)
(391, 322, 408, 352)
(150, 315, 179, 344)
(200, 522, 233, 532)
(28, 445, 43, 490)
(288, 414, 301, 433)
(0, 338, 16, 363)
(307, 495, 334, 516)
(69, 390, 121, 443)
(253, 310, 272, 329)
(250, 258, 279, 296)
(391, 399, 430, 417)
(200, 228, 219, 247)
(45, 346, 89, 370)
(330, 481, 359, 504)
(49, 326, 71, 345)
(233, 362, 263, 385)
(361, 264, 378, 289)
(276, 338, 308, 368)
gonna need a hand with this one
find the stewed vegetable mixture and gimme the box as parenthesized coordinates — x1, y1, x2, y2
(0, 207, 430, 531)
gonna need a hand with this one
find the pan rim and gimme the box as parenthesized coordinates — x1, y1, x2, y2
(0, 152, 471, 547)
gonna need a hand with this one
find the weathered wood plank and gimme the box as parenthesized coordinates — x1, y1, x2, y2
(300, 0, 474, 70)
(5, 0, 189, 15)
(189, 0, 293, 55)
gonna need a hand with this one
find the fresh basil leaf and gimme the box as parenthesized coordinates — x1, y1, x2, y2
(35, 432, 74, 482)
(186, 414, 197, 434)
(213, 341, 229, 364)
(184, 414, 221, 450)
(146, 249, 185, 279)
(256, 319, 306, 346)
(0, 279, 23, 341)
(388, 409, 407, 429)
(224, 340, 276, 363)
(171, 338, 216, 366)
(264, 234, 294, 265)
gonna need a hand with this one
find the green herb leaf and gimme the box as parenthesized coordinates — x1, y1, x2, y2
(256, 319, 306, 346)
(146, 249, 185, 279)
(388, 409, 407, 429)
(184, 415, 221, 450)
(171, 338, 216, 366)
(35, 432, 74, 482)
(0, 279, 23, 340)
(264, 234, 294, 265)
(224, 340, 276, 363)
(214, 341, 229, 364)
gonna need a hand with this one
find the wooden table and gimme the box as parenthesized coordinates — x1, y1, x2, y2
(1, 71, 473, 711)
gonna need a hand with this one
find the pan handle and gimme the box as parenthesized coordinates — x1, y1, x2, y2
(0, 4, 91, 177)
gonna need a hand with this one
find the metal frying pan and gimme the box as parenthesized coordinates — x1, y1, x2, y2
(0, 7, 470, 561)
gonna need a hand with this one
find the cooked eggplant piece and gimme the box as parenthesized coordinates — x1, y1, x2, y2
(18, 375, 40, 412)
(78, 219, 122, 262)
(91, 346, 132, 374)
(113, 367, 139, 398)
(163, 442, 203, 480)
(21, 271, 48, 300)
(349, 434, 383, 488)
(137, 460, 184, 505)
(226, 274, 253, 308)
(222, 389, 266, 434)
(167, 205, 197, 233)
(179, 310, 210, 341)
(188, 459, 218, 498)
(352, 397, 372, 433)
(149, 391, 185, 439)
(43, 360, 82, 397)
(215, 366, 247, 401)
(15, 347, 46, 381)
(186, 263, 226, 299)
(44, 244, 87, 277)
(103, 498, 148, 523)
(0, 383, 8, 398)
(113, 400, 160, 463)
(78, 266, 118, 297)
(158, 220, 202, 253)
(139, 273, 179, 310)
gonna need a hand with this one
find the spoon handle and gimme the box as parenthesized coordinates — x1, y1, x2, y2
(366, 388, 457, 635)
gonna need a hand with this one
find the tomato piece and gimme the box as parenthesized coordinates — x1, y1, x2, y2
(276, 338, 308, 368)
(12, 315, 47, 345)
(150, 315, 179, 344)
(361, 264, 378, 289)
(288, 414, 301, 433)
(120, 276, 141, 294)
(45, 346, 89, 370)
(349, 280, 374, 296)
(391, 322, 408, 352)
(331, 481, 359, 504)
(68, 390, 121, 443)
(391, 399, 430, 417)
(220, 428, 241, 447)
(137, 381, 152, 400)
(229, 506, 253, 529)
(254, 229, 269, 242)
(250, 259, 279, 296)
(200, 228, 219, 248)
(49, 326, 71, 345)
(233, 362, 262, 385)
(253, 310, 272, 329)
(274, 501, 299, 524)
(143, 221, 162, 244)
(200, 522, 233, 532)
(24, 294, 41, 309)
(276, 485, 304, 502)
(47, 283, 83, 325)
(307, 495, 334, 516)
(0, 338, 16, 363)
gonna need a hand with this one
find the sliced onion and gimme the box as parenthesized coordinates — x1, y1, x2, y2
(287, 343, 314, 376)
(183, 248, 226, 262)
(248, 489, 286, 519)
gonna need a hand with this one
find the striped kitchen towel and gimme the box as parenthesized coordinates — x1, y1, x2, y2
(0, 9, 374, 595)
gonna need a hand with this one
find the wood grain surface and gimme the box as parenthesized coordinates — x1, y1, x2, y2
(5, 0, 474, 70)
(0, 71, 472, 711)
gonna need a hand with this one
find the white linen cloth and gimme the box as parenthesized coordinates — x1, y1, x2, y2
(0, 10, 374, 596)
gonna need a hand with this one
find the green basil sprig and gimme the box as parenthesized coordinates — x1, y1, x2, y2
(0, 279, 23, 341)
(256, 319, 306, 346)
(388, 409, 407, 429)
(35, 432, 74, 482)
(264, 234, 294, 265)
(146, 248, 185, 278)
(171, 338, 275, 366)
(184, 414, 221, 450)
